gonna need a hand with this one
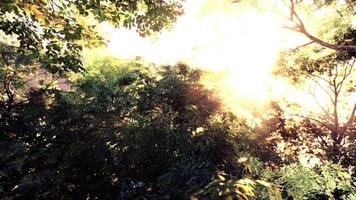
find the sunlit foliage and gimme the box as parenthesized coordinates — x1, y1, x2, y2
(0, 0, 183, 73)
(0, 0, 355, 199)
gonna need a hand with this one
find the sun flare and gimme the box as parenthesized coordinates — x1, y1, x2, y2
(104, 0, 349, 120)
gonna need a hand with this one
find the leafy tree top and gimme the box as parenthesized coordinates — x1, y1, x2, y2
(0, 0, 184, 73)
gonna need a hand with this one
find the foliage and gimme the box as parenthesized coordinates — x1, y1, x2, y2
(0, 0, 183, 73)
(263, 163, 356, 200)
(265, 0, 356, 169)
(0, 55, 258, 199)
(269, 47, 356, 167)
(0, 0, 355, 199)
(1, 51, 355, 198)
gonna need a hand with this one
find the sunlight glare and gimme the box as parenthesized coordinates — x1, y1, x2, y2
(105, 0, 331, 118)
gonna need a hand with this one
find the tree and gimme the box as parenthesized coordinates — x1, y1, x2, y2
(0, 0, 183, 73)
(236, 0, 355, 53)
(0, 54, 261, 199)
(264, 46, 356, 168)
(286, 0, 356, 52)
(244, 0, 356, 168)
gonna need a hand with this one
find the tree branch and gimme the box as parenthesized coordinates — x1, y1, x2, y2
(336, 60, 354, 94)
(294, 114, 330, 147)
(309, 83, 333, 122)
(290, 41, 315, 51)
(288, 0, 356, 52)
(337, 102, 356, 144)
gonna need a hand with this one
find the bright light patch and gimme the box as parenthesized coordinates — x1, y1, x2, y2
(104, 0, 349, 119)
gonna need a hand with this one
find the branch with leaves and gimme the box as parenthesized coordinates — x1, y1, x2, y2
(287, 0, 356, 52)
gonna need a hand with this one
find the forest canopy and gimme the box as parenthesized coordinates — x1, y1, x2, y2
(0, 0, 355, 199)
